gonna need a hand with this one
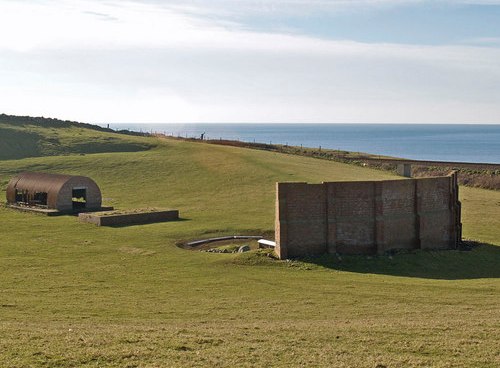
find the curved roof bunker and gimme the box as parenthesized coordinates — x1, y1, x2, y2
(6, 172, 102, 212)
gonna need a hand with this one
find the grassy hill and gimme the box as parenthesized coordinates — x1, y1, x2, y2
(0, 114, 153, 160)
(0, 119, 499, 367)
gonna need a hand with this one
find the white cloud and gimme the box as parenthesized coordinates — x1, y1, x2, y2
(461, 37, 500, 46)
(0, 0, 499, 123)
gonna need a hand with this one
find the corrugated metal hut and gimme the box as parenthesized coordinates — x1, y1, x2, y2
(6, 172, 102, 212)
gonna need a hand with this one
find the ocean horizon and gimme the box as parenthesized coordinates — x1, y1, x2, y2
(105, 123, 500, 164)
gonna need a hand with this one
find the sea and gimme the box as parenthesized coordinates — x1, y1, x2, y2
(106, 123, 500, 164)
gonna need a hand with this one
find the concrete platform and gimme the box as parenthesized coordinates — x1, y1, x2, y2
(78, 208, 179, 227)
(6, 204, 61, 216)
(5, 204, 114, 216)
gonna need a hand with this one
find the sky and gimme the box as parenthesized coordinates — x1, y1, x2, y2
(0, 0, 499, 124)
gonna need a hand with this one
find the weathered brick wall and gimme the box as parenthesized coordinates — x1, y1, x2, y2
(275, 173, 461, 259)
(275, 182, 329, 259)
(327, 181, 377, 255)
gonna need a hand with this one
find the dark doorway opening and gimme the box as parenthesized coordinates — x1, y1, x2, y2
(15, 189, 25, 203)
(72, 188, 87, 210)
(33, 192, 48, 207)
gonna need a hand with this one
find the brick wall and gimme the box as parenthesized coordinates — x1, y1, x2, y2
(275, 172, 461, 259)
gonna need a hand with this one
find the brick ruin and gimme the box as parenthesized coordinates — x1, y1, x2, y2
(275, 172, 461, 259)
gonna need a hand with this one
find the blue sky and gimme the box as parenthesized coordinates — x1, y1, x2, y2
(0, 0, 499, 123)
(244, 3, 500, 45)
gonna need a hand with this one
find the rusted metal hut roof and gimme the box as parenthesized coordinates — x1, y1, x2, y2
(6, 172, 102, 210)
(7, 172, 78, 195)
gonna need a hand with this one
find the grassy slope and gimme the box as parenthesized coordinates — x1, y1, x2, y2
(0, 118, 152, 160)
(0, 130, 499, 367)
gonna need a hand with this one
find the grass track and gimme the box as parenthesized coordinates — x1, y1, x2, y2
(0, 130, 499, 367)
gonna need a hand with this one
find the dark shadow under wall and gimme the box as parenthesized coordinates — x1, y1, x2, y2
(298, 241, 500, 280)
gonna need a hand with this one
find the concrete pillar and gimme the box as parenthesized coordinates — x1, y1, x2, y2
(275, 183, 288, 259)
(374, 181, 386, 254)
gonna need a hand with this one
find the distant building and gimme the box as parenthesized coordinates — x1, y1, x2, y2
(6, 172, 102, 212)
(397, 163, 412, 177)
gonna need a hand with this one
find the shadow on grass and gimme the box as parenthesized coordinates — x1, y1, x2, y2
(300, 241, 500, 280)
(106, 217, 190, 228)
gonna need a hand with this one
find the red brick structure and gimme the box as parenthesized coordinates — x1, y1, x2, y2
(275, 172, 461, 259)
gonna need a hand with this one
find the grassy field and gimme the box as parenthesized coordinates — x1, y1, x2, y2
(0, 122, 499, 367)
(0, 116, 152, 160)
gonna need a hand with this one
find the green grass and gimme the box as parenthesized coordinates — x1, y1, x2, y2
(0, 124, 499, 367)
(0, 121, 152, 160)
